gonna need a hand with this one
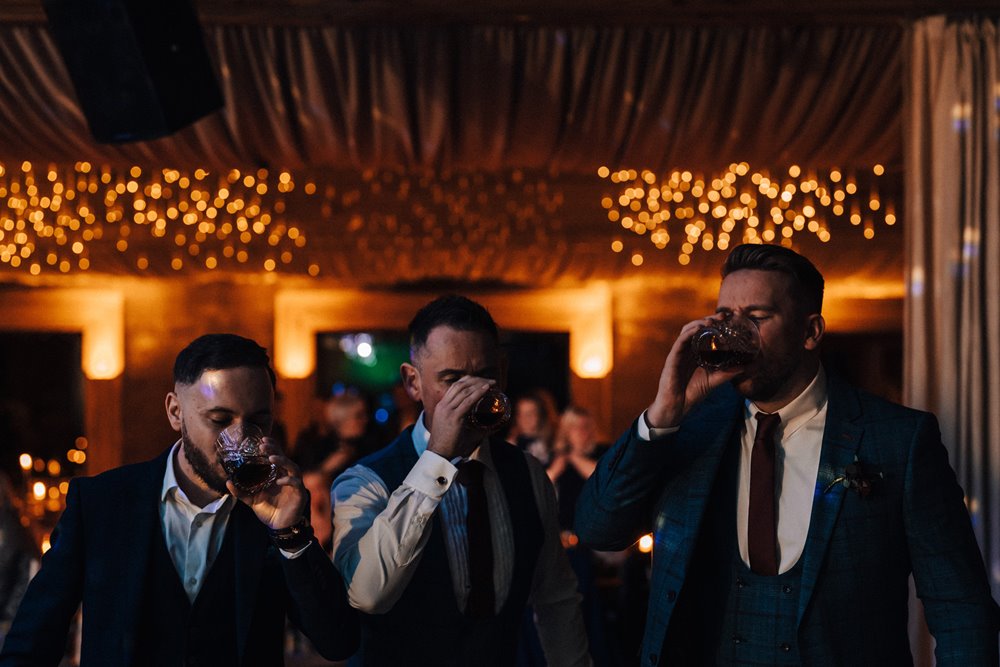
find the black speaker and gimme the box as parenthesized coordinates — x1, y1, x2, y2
(42, 0, 224, 143)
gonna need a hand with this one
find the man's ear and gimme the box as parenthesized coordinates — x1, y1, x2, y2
(803, 313, 826, 351)
(400, 363, 422, 403)
(165, 391, 183, 432)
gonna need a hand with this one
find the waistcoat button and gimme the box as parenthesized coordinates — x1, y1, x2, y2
(782, 584, 793, 594)
(780, 643, 791, 652)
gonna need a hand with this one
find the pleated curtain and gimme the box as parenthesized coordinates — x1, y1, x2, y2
(905, 13, 1000, 619)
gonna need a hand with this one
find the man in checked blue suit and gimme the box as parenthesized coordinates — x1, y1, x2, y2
(576, 243, 1000, 665)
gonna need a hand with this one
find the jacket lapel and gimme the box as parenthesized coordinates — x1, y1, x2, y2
(233, 501, 268, 664)
(665, 392, 743, 575)
(796, 375, 863, 625)
(117, 449, 172, 667)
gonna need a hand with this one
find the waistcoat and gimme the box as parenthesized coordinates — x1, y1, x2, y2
(357, 431, 544, 666)
(662, 429, 805, 664)
(133, 510, 239, 667)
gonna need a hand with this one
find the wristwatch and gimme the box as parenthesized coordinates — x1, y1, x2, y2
(267, 516, 314, 551)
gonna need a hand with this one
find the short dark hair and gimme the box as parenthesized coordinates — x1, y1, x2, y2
(173, 333, 276, 387)
(721, 243, 825, 315)
(408, 295, 499, 357)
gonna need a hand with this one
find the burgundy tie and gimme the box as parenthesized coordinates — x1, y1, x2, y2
(456, 459, 494, 618)
(749, 411, 781, 576)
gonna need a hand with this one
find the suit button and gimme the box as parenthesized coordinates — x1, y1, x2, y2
(735, 576, 746, 588)
(732, 634, 744, 644)
(780, 643, 791, 652)
(648, 653, 657, 664)
(782, 584, 793, 594)
(666, 590, 676, 602)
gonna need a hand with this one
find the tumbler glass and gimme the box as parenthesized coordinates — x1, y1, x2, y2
(466, 388, 512, 433)
(216, 422, 278, 494)
(691, 314, 761, 371)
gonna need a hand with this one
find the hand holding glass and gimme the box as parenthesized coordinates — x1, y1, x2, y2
(692, 314, 761, 371)
(216, 422, 278, 494)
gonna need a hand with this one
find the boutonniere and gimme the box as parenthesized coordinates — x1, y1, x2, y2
(824, 456, 883, 498)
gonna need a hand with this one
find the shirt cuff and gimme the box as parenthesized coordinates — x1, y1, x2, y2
(637, 410, 680, 441)
(402, 449, 459, 498)
(279, 543, 310, 559)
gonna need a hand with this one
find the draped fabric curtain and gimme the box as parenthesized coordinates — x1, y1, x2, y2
(0, 22, 907, 284)
(905, 16, 1000, 613)
(0, 23, 902, 172)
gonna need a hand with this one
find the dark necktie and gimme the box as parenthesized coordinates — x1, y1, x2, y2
(456, 459, 494, 618)
(748, 411, 781, 576)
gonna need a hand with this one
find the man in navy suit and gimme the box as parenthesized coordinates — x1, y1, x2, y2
(576, 244, 999, 665)
(0, 333, 358, 666)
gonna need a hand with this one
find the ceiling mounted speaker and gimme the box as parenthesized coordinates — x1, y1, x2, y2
(42, 0, 224, 143)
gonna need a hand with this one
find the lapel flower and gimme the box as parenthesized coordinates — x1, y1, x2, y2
(824, 455, 883, 498)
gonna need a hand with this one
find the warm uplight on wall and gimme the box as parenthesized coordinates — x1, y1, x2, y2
(278, 346, 314, 379)
(574, 343, 612, 379)
(80, 292, 125, 379)
(600, 162, 896, 265)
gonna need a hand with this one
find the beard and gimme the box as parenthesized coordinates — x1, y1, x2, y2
(732, 346, 801, 404)
(181, 423, 230, 495)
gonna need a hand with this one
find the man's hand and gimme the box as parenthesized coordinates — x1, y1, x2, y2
(228, 438, 308, 531)
(645, 316, 741, 429)
(427, 376, 494, 460)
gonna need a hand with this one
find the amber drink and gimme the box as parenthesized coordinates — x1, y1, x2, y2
(692, 315, 761, 371)
(466, 388, 512, 433)
(216, 422, 277, 494)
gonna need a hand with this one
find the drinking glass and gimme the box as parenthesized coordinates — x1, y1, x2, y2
(692, 314, 761, 371)
(466, 388, 512, 433)
(216, 422, 278, 494)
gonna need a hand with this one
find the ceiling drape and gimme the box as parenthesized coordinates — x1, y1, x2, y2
(0, 22, 903, 172)
(0, 21, 905, 285)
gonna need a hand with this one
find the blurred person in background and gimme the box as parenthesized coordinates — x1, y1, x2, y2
(294, 390, 373, 479)
(544, 407, 613, 665)
(546, 406, 605, 530)
(507, 389, 559, 466)
(0, 472, 38, 649)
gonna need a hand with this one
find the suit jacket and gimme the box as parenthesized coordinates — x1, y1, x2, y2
(0, 448, 359, 667)
(575, 374, 1000, 666)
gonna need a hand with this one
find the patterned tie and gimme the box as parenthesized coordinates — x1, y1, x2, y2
(456, 459, 494, 617)
(749, 411, 781, 576)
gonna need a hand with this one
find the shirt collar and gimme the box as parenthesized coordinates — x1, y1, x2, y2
(746, 365, 828, 439)
(411, 411, 495, 471)
(162, 440, 232, 513)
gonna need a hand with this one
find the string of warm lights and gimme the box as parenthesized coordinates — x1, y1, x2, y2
(0, 161, 313, 276)
(0, 163, 568, 278)
(17, 438, 89, 552)
(599, 162, 897, 266)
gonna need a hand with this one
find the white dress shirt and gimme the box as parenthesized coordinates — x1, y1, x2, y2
(331, 413, 592, 667)
(161, 441, 235, 602)
(639, 367, 829, 574)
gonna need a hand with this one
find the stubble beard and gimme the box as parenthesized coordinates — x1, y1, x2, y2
(733, 349, 800, 405)
(180, 423, 230, 495)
